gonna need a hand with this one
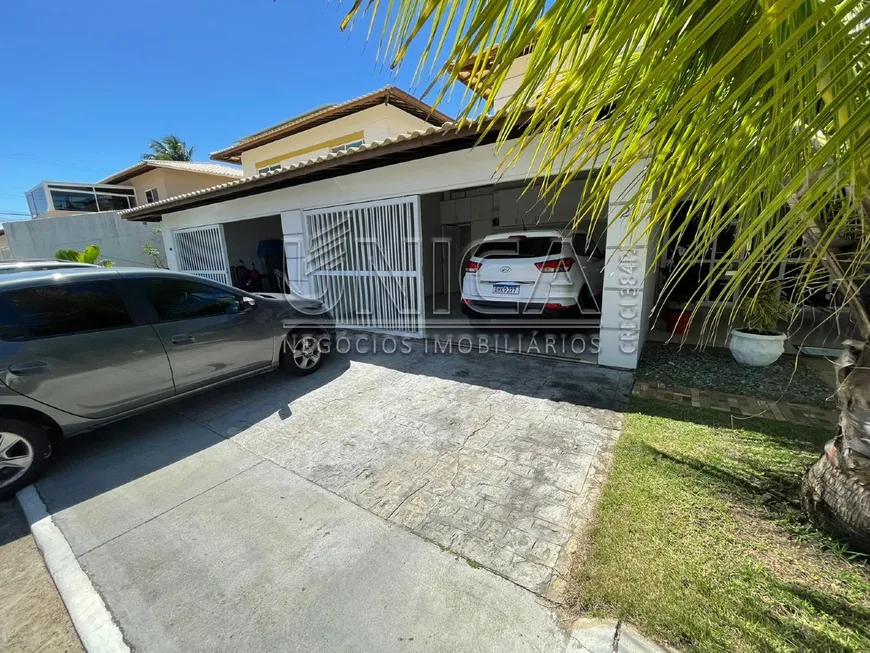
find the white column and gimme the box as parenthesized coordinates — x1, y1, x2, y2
(161, 221, 178, 271)
(598, 160, 655, 369)
(281, 209, 312, 297)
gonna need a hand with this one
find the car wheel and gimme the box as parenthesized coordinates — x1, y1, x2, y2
(281, 332, 325, 375)
(0, 419, 51, 500)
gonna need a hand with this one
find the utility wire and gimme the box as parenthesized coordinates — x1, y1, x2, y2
(0, 150, 105, 173)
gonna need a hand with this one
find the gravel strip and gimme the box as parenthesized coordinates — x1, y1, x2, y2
(637, 342, 835, 408)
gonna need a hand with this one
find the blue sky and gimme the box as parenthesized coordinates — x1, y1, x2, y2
(0, 0, 469, 224)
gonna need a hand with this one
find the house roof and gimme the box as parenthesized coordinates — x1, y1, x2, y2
(209, 86, 454, 164)
(98, 161, 244, 185)
(453, 44, 537, 100)
(121, 113, 528, 222)
(453, 15, 595, 99)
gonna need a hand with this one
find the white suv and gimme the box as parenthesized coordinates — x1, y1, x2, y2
(460, 230, 604, 319)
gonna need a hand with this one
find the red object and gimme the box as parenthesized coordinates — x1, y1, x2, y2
(461, 298, 472, 305)
(664, 309, 691, 335)
(535, 257, 575, 272)
(544, 302, 572, 310)
(465, 260, 481, 273)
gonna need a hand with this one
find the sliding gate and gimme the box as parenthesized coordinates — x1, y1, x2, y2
(304, 196, 424, 337)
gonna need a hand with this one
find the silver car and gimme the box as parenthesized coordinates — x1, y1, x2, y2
(0, 259, 98, 275)
(0, 267, 335, 497)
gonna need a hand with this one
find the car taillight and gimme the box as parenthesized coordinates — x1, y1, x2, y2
(465, 260, 481, 273)
(545, 302, 573, 310)
(535, 257, 574, 273)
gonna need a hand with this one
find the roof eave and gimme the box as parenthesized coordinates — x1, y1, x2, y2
(209, 87, 453, 164)
(98, 162, 152, 185)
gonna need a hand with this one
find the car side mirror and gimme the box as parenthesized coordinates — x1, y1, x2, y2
(241, 296, 257, 312)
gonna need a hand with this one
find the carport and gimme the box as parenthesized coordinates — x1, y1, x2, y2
(417, 173, 609, 362)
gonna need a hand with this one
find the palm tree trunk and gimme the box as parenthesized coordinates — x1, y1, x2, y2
(797, 188, 870, 553)
(800, 339, 870, 553)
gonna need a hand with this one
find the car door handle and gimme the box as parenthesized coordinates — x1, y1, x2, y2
(8, 361, 50, 376)
(170, 334, 196, 345)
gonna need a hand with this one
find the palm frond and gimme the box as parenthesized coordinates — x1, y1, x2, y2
(142, 135, 194, 161)
(54, 249, 80, 262)
(345, 0, 870, 337)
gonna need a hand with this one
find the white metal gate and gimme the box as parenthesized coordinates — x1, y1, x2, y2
(172, 225, 231, 285)
(304, 196, 424, 337)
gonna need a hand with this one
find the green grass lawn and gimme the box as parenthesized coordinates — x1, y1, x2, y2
(570, 397, 870, 653)
(637, 342, 835, 408)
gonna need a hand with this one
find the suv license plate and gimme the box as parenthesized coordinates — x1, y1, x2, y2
(492, 284, 520, 295)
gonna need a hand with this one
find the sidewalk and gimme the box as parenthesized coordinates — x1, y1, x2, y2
(0, 499, 83, 653)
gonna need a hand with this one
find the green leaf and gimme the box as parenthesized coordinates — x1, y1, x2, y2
(350, 0, 870, 337)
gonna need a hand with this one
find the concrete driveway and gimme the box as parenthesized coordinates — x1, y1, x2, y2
(34, 340, 632, 652)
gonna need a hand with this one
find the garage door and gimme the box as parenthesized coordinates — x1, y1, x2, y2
(172, 225, 231, 285)
(304, 196, 424, 337)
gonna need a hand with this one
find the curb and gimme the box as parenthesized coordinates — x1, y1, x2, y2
(16, 485, 130, 653)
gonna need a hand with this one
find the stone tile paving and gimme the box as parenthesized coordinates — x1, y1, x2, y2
(633, 380, 838, 427)
(176, 339, 632, 596)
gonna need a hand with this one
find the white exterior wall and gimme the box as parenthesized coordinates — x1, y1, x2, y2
(160, 140, 654, 369)
(597, 159, 654, 369)
(239, 105, 435, 176)
(6, 211, 158, 267)
(493, 54, 531, 111)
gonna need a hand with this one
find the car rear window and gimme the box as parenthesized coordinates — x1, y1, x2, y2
(0, 280, 133, 340)
(473, 237, 560, 259)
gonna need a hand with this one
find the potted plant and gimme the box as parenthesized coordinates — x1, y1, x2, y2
(660, 254, 696, 336)
(729, 280, 793, 366)
(664, 299, 694, 336)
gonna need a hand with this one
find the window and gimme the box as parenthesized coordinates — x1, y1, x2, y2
(473, 237, 561, 259)
(145, 188, 159, 204)
(50, 190, 99, 213)
(330, 139, 365, 154)
(0, 281, 133, 340)
(97, 194, 135, 212)
(135, 278, 241, 321)
(257, 164, 282, 174)
(45, 185, 136, 214)
(25, 187, 48, 218)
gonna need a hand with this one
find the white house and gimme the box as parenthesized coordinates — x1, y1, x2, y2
(121, 85, 656, 369)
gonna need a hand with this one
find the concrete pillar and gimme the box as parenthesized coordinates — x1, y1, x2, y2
(281, 209, 314, 297)
(597, 160, 655, 369)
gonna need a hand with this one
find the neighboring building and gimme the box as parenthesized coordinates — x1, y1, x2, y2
(97, 161, 245, 207)
(12, 161, 243, 267)
(25, 182, 139, 220)
(24, 161, 243, 219)
(0, 227, 11, 260)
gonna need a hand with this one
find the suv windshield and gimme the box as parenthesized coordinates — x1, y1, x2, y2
(473, 237, 560, 260)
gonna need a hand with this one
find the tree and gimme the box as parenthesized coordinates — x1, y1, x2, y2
(55, 244, 114, 267)
(343, 1, 870, 551)
(142, 135, 194, 161)
(142, 226, 167, 268)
